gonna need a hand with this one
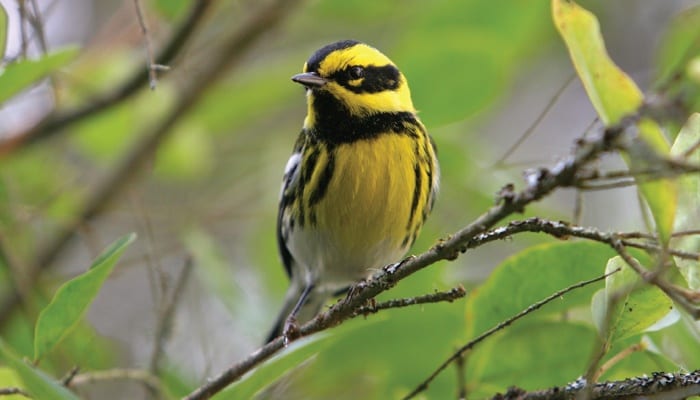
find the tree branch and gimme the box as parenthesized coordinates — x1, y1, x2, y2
(132, 0, 162, 90)
(149, 256, 193, 373)
(183, 115, 641, 399)
(0, 0, 304, 327)
(68, 368, 163, 395)
(466, 217, 700, 261)
(0, 0, 213, 154)
(492, 370, 700, 400)
(593, 342, 646, 381)
(0, 387, 30, 397)
(611, 240, 700, 317)
(351, 286, 466, 318)
(402, 269, 618, 399)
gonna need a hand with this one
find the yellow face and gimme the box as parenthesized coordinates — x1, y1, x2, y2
(296, 41, 416, 125)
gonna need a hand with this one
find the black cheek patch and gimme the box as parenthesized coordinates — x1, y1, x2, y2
(334, 65, 401, 93)
(362, 65, 401, 92)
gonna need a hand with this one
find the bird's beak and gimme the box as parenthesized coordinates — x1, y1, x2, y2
(292, 72, 327, 88)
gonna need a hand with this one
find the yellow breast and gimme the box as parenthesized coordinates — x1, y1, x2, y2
(290, 133, 433, 283)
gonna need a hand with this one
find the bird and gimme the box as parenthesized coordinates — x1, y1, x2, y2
(267, 40, 439, 343)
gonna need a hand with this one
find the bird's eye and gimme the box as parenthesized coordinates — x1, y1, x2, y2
(348, 66, 364, 80)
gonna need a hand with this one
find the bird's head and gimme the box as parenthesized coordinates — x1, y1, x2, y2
(293, 40, 415, 128)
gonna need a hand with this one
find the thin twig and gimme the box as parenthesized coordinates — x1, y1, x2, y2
(351, 286, 466, 317)
(455, 352, 467, 400)
(580, 275, 644, 400)
(495, 73, 576, 167)
(576, 179, 637, 190)
(682, 136, 700, 159)
(617, 231, 655, 239)
(611, 239, 700, 318)
(0, 387, 30, 397)
(577, 162, 700, 183)
(581, 117, 600, 139)
(149, 256, 193, 373)
(184, 338, 286, 400)
(460, 217, 700, 262)
(68, 368, 163, 395)
(27, 0, 48, 53)
(0, 0, 300, 327)
(0, 0, 213, 154)
(17, 0, 29, 57)
(61, 365, 80, 386)
(402, 269, 618, 399)
(133, 0, 162, 90)
(184, 114, 639, 400)
(593, 342, 646, 381)
(672, 229, 700, 238)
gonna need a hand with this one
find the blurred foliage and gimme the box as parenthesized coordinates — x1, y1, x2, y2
(465, 241, 618, 338)
(0, 48, 78, 103)
(34, 234, 135, 362)
(671, 113, 700, 290)
(554, 0, 677, 242)
(0, 0, 699, 399)
(0, 339, 79, 400)
(591, 256, 675, 344)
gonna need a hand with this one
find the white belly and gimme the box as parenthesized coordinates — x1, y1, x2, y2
(286, 135, 423, 291)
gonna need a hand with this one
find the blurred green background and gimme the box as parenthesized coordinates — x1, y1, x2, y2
(0, 0, 697, 398)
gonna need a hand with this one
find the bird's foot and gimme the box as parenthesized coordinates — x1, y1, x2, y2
(383, 255, 415, 274)
(282, 315, 301, 345)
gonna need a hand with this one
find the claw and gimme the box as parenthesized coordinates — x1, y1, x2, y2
(346, 278, 367, 300)
(282, 315, 301, 345)
(384, 255, 415, 274)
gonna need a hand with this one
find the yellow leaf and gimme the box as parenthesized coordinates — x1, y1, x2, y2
(552, 0, 677, 242)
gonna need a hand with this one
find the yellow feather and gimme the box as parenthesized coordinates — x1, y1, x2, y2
(316, 43, 415, 117)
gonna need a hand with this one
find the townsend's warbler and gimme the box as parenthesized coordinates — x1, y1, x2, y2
(266, 40, 439, 342)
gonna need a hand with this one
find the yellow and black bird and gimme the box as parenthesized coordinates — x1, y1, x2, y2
(267, 40, 439, 342)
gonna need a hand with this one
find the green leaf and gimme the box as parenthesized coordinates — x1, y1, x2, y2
(598, 336, 680, 381)
(467, 321, 596, 397)
(33, 233, 136, 361)
(0, 47, 78, 104)
(656, 6, 700, 85)
(591, 256, 675, 344)
(465, 241, 617, 339)
(0, 366, 24, 399)
(0, 339, 79, 400)
(552, 0, 677, 242)
(215, 336, 329, 399)
(0, 3, 7, 59)
(689, 56, 700, 84)
(397, 1, 551, 126)
(552, 0, 642, 125)
(299, 296, 463, 399)
(648, 314, 700, 369)
(670, 113, 700, 289)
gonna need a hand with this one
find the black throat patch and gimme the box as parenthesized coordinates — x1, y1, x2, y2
(308, 91, 419, 145)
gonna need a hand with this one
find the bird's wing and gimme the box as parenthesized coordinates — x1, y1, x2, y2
(276, 132, 305, 278)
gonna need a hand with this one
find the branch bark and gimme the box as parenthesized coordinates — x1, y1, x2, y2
(492, 371, 700, 400)
(403, 270, 618, 399)
(182, 108, 641, 400)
